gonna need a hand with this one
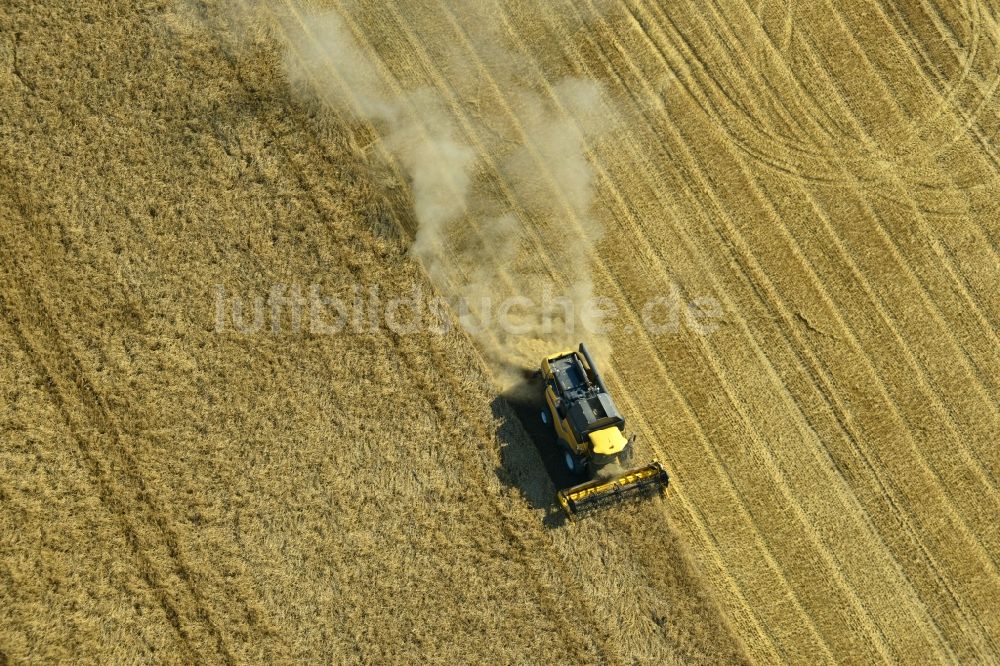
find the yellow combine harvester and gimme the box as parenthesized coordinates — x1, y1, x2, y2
(537, 344, 669, 518)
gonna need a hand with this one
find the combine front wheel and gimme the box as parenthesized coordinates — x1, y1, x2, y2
(563, 450, 588, 476)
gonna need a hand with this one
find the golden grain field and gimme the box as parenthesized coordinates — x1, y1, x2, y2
(1, 0, 998, 664)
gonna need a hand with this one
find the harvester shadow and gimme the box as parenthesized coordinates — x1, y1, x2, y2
(492, 377, 579, 528)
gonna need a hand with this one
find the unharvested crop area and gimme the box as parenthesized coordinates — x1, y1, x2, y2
(1, 0, 998, 663)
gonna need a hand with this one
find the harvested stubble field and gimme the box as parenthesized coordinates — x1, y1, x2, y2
(1, 0, 998, 664)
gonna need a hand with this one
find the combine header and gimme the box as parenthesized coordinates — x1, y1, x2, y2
(537, 344, 669, 519)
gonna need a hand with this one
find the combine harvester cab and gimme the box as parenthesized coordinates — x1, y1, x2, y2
(538, 343, 669, 519)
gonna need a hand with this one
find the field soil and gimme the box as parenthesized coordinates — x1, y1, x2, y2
(2, 0, 999, 664)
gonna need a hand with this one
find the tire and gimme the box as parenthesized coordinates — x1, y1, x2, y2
(563, 449, 588, 477)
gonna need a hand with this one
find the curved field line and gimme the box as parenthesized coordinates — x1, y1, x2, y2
(787, 27, 996, 220)
(548, 0, 1000, 652)
(792, 23, 1000, 441)
(556, 26, 976, 664)
(899, 0, 1000, 169)
(620, 1, 853, 187)
(835, 0, 998, 170)
(650, 7, 826, 155)
(732, 0, 998, 216)
(870, 0, 1000, 252)
(782, 0, 1000, 178)
(671, 0, 998, 198)
(601, 131, 977, 653)
(635, 0, 1000, 459)
(664, 11, 1000, 648)
(630, 0, 864, 184)
(705, 4, 842, 148)
(624, 0, 848, 173)
(698, 0, 884, 164)
(622, 0, 1000, 542)
(683, 0, 845, 153)
(649, 0, 846, 153)
(651, 0, 1000, 556)
(813, 1, 1000, 357)
(436, 0, 952, 656)
(810, 0, 1000, 210)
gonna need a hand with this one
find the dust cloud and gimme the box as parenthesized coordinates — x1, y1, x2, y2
(234, 1, 619, 382)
